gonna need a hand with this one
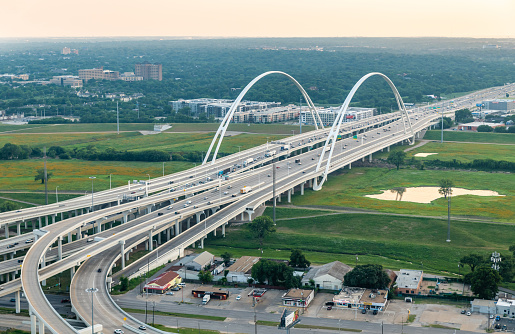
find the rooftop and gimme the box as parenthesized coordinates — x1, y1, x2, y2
(396, 269, 423, 290)
(193, 251, 214, 266)
(333, 287, 365, 304)
(227, 256, 261, 274)
(471, 299, 496, 307)
(283, 289, 314, 300)
(360, 289, 388, 305)
(144, 270, 179, 289)
(303, 261, 352, 282)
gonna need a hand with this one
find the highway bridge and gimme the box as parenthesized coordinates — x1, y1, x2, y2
(0, 71, 513, 333)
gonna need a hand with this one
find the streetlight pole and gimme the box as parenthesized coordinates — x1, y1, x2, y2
(89, 177, 96, 211)
(163, 162, 165, 177)
(109, 174, 112, 190)
(147, 174, 150, 181)
(55, 186, 59, 203)
(85, 288, 98, 334)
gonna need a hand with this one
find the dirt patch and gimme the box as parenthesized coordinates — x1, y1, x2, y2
(365, 187, 505, 204)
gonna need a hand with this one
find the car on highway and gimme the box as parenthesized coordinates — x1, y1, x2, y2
(138, 325, 147, 330)
(7, 244, 14, 248)
(10, 298, 15, 302)
(97, 268, 101, 273)
(232, 194, 237, 197)
(167, 206, 173, 210)
(175, 211, 180, 215)
(158, 212, 164, 216)
(25, 239, 33, 243)
(61, 299, 70, 303)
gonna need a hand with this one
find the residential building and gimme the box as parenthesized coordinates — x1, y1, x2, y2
(395, 269, 423, 294)
(457, 122, 505, 131)
(226, 256, 261, 283)
(188, 251, 214, 271)
(470, 299, 496, 314)
(496, 299, 515, 317)
(301, 261, 352, 290)
(168, 98, 281, 119)
(135, 62, 162, 81)
(282, 289, 314, 308)
(143, 270, 181, 294)
(120, 72, 143, 81)
(79, 67, 119, 82)
(300, 107, 376, 126)
(49, 75, 82, 88)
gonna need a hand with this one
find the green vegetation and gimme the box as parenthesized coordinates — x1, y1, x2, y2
(123, 308, 225, 321)
(291, 167, 515, 222)
(263, 207, 333, 219)
(424, 130, 515, 144)
(0, 193, 79, 206)
(426, 324, 460, 330)
(151, 324, 220, 334)
(0, 306, 30, 317)
(206, 210, 515, 276)
(407, 142, 515, 163)
(255, 320, 362, 332)
(0, 330, 31, 334)
(407, 314, 416, 323)
(112, 265, 166, 295)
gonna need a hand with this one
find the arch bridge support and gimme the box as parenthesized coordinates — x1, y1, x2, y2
(313, 72, 414, 191)
(203, 71, 324, 165)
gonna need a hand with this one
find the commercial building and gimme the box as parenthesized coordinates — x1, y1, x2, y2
(457, 122, 505, 132)
(168, 98, 281, 119)
(470, 299, 496, 314)
(49, 75, 82, 88)
(301, 261, 352, 290)
(281, 289, 314, 308)
(333, 287, 365, 308)
(188, 251, 214, 271)
(360, 289, 389, 311)
(120, 72, 143, 81)
(143, 270, 182, 294)
(135, 62, 162, 81)
(496, 299, 515, 317)
(395, 269, 423, 295)
(226, 256, 261, 283)
(191, 288, 230, 300)
(483, 99, 515, 111)
(79, 67, 119, 82)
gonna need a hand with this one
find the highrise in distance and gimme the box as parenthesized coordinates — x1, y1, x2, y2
(135, 62, 162, 81)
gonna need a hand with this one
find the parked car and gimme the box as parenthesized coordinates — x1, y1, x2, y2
(178, 283, 186, 287)
(372, 309, 378, 315)
(327, 306, 332, 310)
(461, 310, 466, 314)
(361, 309, 367, 314)
(165, 292, 174, 295)
(466, 311, 471, 316)
(236, 295, 241, 301)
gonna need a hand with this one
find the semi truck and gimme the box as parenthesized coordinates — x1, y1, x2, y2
(202, 294, 211, 305)
(243, 158, 254, 166)
(218, 167, 231, 176)
(240, 186, 253, 194)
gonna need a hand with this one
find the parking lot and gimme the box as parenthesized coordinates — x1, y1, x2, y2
(494, 317, 515, 332)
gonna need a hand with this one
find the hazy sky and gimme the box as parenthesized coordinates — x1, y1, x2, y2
(2, 0, 514, 38)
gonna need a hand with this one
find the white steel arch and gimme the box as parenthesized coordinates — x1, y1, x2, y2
(313, 72, 414, 190)
(203, 71, 324, 165)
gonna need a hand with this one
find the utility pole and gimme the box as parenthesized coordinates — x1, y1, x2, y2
(116, 101, 119, 134)
(44, 147, 48, 205)
(272, 163, 276, 225)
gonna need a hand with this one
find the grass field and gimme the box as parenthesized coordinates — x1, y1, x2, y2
(0, 123, 46, 133)
(0, 193, 80, 205)
(424, 130, 515, 144)
(167, 122, 315, 134)
(204, 209, 515, 276)
(0, 159, 193, 192)
(407, 141, 515, 163)
(291, 167, 515, 222)
(10, 123, 154, 133)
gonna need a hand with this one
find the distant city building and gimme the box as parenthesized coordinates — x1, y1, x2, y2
(62, 47, 79, 55)
(79, 67, 119, 82)
(119, 72, 143, 81)
(135, 62, 162, 81)
(0, 74, 29, 81)
(49, 75, 82, 88)
(300, 107, 376, 126)
(483, 44, 500, 49)
(482, 99, 515, 111)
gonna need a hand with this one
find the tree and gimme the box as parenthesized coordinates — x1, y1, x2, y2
(198, 270, 213, 284)
(390, 187, 406, 201)
(438, 179, 454, 242)
(455, 109, 474, 123)
(119, 276, 129, 291)
(477, 125, 493, 132)
(510, 245, 515, 256)
(34, 168, 53, 184)
(0, 201, 17, 213)
(343, 264, 391, 289)
(221, 252, 232, 266)
(470, 265, 501, 300)
(387, 151, 406, 170)
(498, 254, 515, 283)
(460, 254, 485, 272)
(247, 215, 276, 251)
(289, 249, 311, 268)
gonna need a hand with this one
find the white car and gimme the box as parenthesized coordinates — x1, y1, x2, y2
(166, 291, 174, 295)
(138, 325, 147, 330)
(114, 330, 124, 334)
(466, 311, 471, 316)
(25, 239, 33, 243)
(236, 295, 241, 301)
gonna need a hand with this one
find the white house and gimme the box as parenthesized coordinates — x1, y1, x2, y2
(496, 299, 515, 317)
(470, 299, 496, 314)
(301, 261, 352, 290)
(188, 251, 214, 271)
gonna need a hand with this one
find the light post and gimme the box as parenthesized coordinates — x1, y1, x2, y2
(163, 162, 165, 177)
(55, 186, 59, 203)
(146, 174, 150, 181)
(89, 177, 96, 211)
(109, 174, 112, 190)
(85, 287, 98, 334)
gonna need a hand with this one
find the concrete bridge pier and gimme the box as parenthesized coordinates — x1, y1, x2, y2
(70, 266, 75, 280)
(30, 313, 37, 334)
(76, 226, 82, 240)
(60, 212, 64, 221)
(222, 223, 226, 237)
(40, 254, 46, 286)
(210, 206, 219, 215)
(157, 231, 162, 244)
(68, 232, 72, 243)
(57, 236, 63, 260)
(387, 146, 390, 152)
(245, 209, 254, 221)
(349, 163, 352, 170)
(38, 217, 42, 229)
(175, 220, 180, 236)
(300, 183, 305, 195)
(186, 218, 191, 229)
(39, 318, 45, 334)
(15, 290, 20, 313)
(287, 189, 292, 203)
(16, 222, 21, 236)
(120, 240, 126, 269)
(369, 154, 372, 162)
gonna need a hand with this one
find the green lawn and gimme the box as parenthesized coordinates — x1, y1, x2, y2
(205, 210, 515, 276)
(167, 122, 314, 134)
(424, 130, 515, 144)
(406, 141, 515, 163)
(262, 207, 333, 219)
(0, 193, 80, 205)
(0, 132, 137, 149)
(13, 123, 154, 133)
(0, 124, 48, 133)
(291, 167, 515, 222)
(0, 159, 193, 192)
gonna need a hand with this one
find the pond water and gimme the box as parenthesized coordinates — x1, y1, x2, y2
(365, 187, 504, 204)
